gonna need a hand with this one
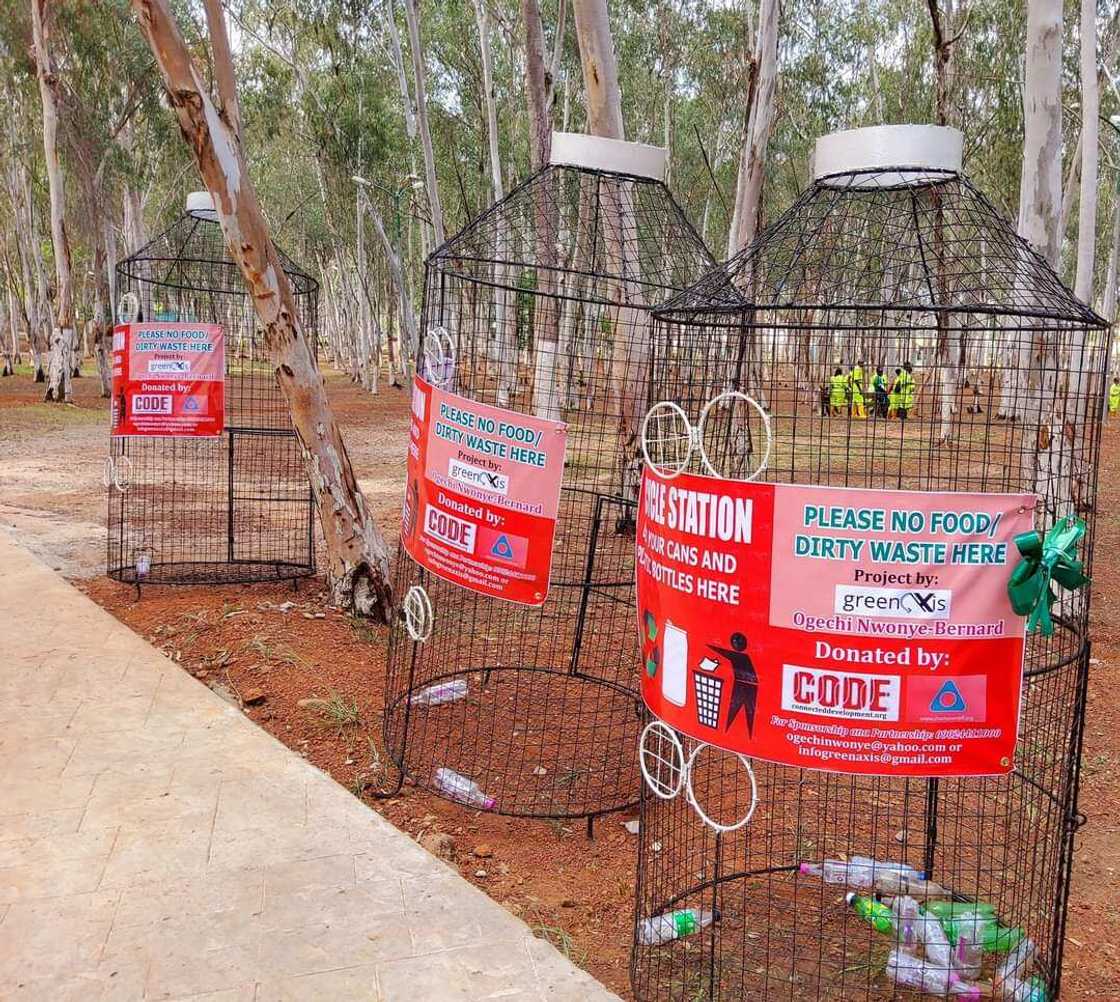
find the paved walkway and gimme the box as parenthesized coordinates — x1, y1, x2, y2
(0, 533, 622, 1002)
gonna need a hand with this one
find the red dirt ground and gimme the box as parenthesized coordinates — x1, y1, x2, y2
(4, 367, 1118, 999)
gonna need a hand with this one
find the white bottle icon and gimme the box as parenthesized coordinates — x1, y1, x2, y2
(661, 620, 688, 707)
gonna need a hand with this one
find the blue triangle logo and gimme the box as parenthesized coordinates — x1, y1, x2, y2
(930, 680, 967, 713)
(490, 534, 515, 560)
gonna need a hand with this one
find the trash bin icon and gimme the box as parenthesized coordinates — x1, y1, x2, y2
(693, 667, 724, 729)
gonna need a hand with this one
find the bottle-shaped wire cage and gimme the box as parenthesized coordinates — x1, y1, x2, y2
(381, 134, 718, 821)
(630, 127, 1109, 1000)
(108, 193, 318, 586)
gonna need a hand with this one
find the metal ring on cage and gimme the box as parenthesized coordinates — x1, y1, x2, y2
(421, 326, 456, 387)
(639, 720, 687, 800)
(117, 291, 140, 325)
(102, 456, 116, 490)
(683, 741, 759, 834)
(403, 584, 434, 643)
(112, 454, 133, 493)
(640, 401, 696, 479)
(696, 390, 773, 482)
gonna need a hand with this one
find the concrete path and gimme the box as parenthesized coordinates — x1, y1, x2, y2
(0, 533, 622, 1002)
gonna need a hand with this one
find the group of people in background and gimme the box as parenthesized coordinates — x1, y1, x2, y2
(824, 361, 915, 420)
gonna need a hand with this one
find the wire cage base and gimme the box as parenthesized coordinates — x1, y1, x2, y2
(632, 640, 1089, 1002)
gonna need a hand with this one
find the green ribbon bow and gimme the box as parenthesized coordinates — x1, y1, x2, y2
(1007, 516, 1089, 636)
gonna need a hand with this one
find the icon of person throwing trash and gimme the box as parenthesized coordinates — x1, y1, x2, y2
(707, 632, 758, 737)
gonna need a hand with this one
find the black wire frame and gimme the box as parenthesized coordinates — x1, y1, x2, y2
(107, 209, 319, 587)
(630, 167, 1111, 1001)
(379, 162, 719, 822)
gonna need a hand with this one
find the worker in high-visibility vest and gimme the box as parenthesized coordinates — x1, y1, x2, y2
(1109, 377, 1120, 416)
(896, 363, 916, 421)
(829, 367, 848, 416)
(888, 368, 903, 418)
(848, 362, 867, 419)
(872, 367, 890, 418)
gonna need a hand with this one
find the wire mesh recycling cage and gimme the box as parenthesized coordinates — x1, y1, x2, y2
(108, 192, 318, 587)
(630, 126, 1109, 1001)
(380, 133, 718, 822)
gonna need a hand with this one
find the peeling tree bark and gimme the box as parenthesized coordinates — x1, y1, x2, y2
(726, 0, 778, 258)
(129, 0, 393, 620)
(1018, 0, 1063, 270)
(31, 0, 75, 403)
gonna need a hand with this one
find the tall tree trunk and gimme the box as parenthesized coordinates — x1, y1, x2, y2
(92, 235, 112, 398)
(402, 0, 446, 248)
(727, 0, 779, 257)
(384, 0, 418, 141)
(31, 0, 75, 402)
(129, 0, 393, 619)
(1075, 0, 1098, 303)
(365, 198, 419, 364)
(1019, 0, 1064, 269)
(573, 0, 651, 502)
(474, 0, 516, 406)
(573, 0, 624, 138)
(523, 0, 560, 419)
(1102, 193, 1120, 321)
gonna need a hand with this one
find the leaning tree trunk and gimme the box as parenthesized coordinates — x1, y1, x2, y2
(31, 0, 75, 403)
(130, 0, 393, 619)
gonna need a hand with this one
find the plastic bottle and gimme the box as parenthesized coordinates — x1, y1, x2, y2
(943, 913, 1023, 954)
(884, 949, 982, 1000)
(433, 768, 496, 810)
(995, 977, 1049, 1002)
(874, 870, 951, 900)
(636, 908, 715, 946)
(924, 900, 997, 922)
(410, 679, 469, 706)
(889, 895, 922, 950)
(994, 940, 1047, 1000)
(801, 856, 924, 888)
(952, 928, 984, 981)
(847, 893, 895, 935)
(915, 905, 954, 968)
(996, 938, 1037, 984)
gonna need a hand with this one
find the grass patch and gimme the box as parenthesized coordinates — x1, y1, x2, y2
(531, 921, 588, 969)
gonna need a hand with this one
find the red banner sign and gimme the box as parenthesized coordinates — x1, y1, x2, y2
(110, 323, 225, 437)
(402, 377, 567, 606)
(636, 468, 1032, 777)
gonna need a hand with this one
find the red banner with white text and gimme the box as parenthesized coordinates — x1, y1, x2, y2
(636, 467, 1032, 777)
(110, 322, 225, 437)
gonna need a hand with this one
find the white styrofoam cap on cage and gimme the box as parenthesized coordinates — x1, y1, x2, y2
(813, 125, 963, 188)
(549, 132, 667, 181)
(186, 190, 219, 220)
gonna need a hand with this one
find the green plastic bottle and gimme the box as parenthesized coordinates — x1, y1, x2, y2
(846, 893, 894, 935)
(924, 902, 1023, 953)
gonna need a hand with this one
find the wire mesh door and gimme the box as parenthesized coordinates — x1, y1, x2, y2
(108, 203, 318, 586)
(381, 147, 718, 821)
(631, 150, 1109, 1001)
